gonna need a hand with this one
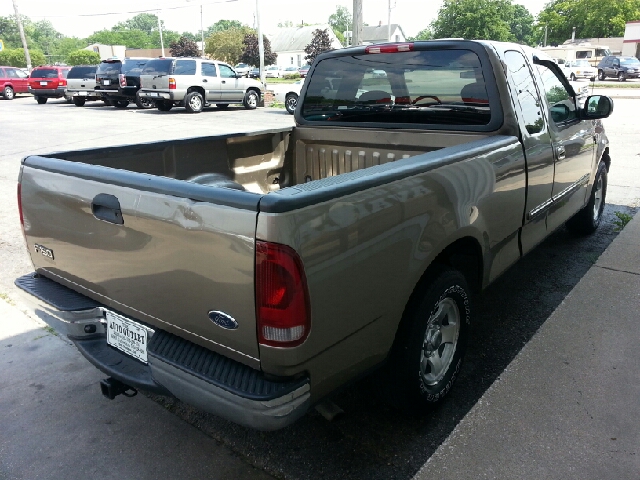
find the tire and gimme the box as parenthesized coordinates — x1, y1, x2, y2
(185, 91, 204, 113)
(64, 95, 73, 104)
(135, 96, 154, 109)
(566, 161, 608, 235)
(570, 73, 577, 81)
(617, 71, 626, 82)
(157, 100, 173, 112)
(36, 96, 47, 104)
(387, 266, 471, 408)
(73, 97, 86, 107)
(3, 86, 15, 100)
(285, 93, 298, 114)
(113, 100, 129, 108)
(216, 103, 229, 109)
(243, 89, 259, 110)
(590, 76, 596, 82)
(597, 70, 605, 81)
(103, 98, 113, 106)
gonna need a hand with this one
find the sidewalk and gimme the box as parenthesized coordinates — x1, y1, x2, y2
(414, 213, 640, 479)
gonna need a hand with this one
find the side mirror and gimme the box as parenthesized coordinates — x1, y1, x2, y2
(583, 95, 614, 119)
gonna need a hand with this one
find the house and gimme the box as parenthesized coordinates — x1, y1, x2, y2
(84, 44, 126, 60)
(361, 23, 407, 45)
(622, 21, 640, 58)
(268, 25, 342, 67)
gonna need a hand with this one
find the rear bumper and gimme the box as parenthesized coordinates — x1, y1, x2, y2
(138, 90, 177, 102)
(28, 87, 66, 98)
(68, 89, 102, 100)
(15, 273, 311, 430)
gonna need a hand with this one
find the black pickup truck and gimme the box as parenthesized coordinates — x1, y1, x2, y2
(95, 57, 154, 109)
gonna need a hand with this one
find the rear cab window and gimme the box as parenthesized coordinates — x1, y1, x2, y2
(300, 43, 502, 131)
(122, 59, 148, 76)
(97, 61, 122, 76)
(68, 66, 97, 79)
(30, 69, 59, 79)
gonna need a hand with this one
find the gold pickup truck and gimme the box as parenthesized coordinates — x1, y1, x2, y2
(16, 40, 613, 430)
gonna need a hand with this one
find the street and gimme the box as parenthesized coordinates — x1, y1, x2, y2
(1, 93, 639, 479)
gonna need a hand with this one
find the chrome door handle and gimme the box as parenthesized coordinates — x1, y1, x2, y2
(556, 146, 566, 160)
(203, 79, 208, 82)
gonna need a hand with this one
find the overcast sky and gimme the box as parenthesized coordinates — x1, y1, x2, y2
(2, 0, 545, 40)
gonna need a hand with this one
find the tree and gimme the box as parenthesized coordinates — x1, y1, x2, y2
(86, 29, 151, 49)
(170, 36, 200, 57)
(304, 29, 333, 64)
(114, 13, 162, 33)
(0, 15, 34, 49)
(277, 20, 294, 28)
(510, 4, 534, 45)
(66, 49, 101, 65)
(180, 31, 200, 42)
(205, 27, 254, 64)
(31, 20, 62, 54)
(51, 37, 87, 58)
(431, 0, 535, 45)
(409, 28, 434, 41)
(149, 29, 181, 49)
(204, 20, 244, 38)
(537, 0, 640, 45)
(328, 5, 351, 46)
(239, 33, 277, 67)
(0, 47, 45, 67)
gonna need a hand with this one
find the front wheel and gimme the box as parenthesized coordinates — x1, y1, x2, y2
(285, 93, 298, 114)
(35, 96, 47, 104)
(185, 91, 204, 113)
(597, 70, 605, 81)
(113, 100, 129, 108)
(570, 73, 577, 81)
(387, 267, 471, 408)
(243, 90, 259, 110)
(3, 86, 15, 100)
(566, 161, 608, 235)
(157, 100, 173, 112)
(73, 97, 86, 107)
(617, 71, 626, 82)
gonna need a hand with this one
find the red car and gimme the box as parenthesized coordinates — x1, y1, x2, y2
(28, 65, 72, 104)
(1, 66, 30, 100)
(298, 65, 310, 78)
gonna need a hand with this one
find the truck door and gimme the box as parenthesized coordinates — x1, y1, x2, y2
(218, 64, 242, 101)
(502, 49, 555, 253)
(201, 62, 221, 101)
(534, 60, 595, 231)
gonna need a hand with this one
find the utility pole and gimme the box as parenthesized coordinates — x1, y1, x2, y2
(157, 12, 165, 56)
(352, 0, 363, 46)
(544, 25, 548, 47)
(12, 0, 31, 71)
(256, 0, 264, 84)
(387, 0, 391, 42)
(200, 5, 205, 57)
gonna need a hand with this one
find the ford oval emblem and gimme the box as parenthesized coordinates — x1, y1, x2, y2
(208, 311, 238, 330)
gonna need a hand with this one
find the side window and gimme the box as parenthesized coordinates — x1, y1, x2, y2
(504, 50, 544, 134)
(61, 69, 70, 79)
(201, 63, 217, 77)
(175, 60, 196, 75)
(218, 64, 235, 78)
(536, 63, 577, 125)
(6, 68, 18, 78)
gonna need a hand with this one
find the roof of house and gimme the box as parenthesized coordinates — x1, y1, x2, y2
(268, 25, 342, 52)
(362, 24, 406, 43)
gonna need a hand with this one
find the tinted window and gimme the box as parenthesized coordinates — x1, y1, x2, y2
(536, 64, 577, 125)
(504, 51, 544, 135)
(142, 59, 174, 75)
(97, 61, 122, 75)
(576, 50, 592, 59)
(122, 59, 148, 76)
(5, 68, 18, 78)
(175, 60, 196, 75)
(595, 49, 611, 57)
(621, 57, 640, 66)
(30, 68, 59, 78)
(218, 64, 235, 78)
(68, 66, 97, 79)
(202, 63, 217, 76)
(301, 49, 493, 127)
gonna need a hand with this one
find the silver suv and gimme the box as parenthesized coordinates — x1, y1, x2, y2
(138, 58, 263, 113)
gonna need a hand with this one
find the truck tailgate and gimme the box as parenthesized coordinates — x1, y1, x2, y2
(20, 156, 262, 366)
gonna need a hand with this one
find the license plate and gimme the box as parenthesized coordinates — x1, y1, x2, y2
(78, 92, 87, 96)
(40, 81, 48, 86)
(149, 92, 159, 96)
(106, 311, 149, 363)
(103, 79, 110, 85)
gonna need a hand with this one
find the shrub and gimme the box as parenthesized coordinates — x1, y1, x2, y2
(0, 48, 46, 68)
(284, 73, 301, 80)
(66, 50, 101, 66)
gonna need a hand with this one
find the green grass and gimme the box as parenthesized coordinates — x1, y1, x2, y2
(264, 78, 300, 85)
(613, 211, 633, 231)
(589, 82, 640, 88)
(0, 292, 15, 306)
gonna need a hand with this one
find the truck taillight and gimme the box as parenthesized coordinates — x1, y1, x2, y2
(17, 183, 24, 227)
(119, 74, 126, 88)
(256, 241, 310, 347)
(365, 43, 414, 54)
(59, 79, 67, 86)
(169, 77, 176, 90)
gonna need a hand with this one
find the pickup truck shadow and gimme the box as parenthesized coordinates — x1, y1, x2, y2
(134, 105, 247, 115)
(150, 203, 635, 480)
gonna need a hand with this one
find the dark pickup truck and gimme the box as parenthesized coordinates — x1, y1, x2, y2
(16, 40, 613, 430)
(94, 57, 154, 109)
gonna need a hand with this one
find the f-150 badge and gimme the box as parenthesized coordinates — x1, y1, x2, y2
(208, 311, 238, 330)
(34, 243, 54, 261)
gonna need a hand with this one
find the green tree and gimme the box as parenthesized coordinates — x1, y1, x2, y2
(149, 29, 180, 49)
(431, 0, 534, 44)
(66, 49, 100, 65)
(328, 5, 351, 46)
(180, 31, 200, 42)
(170, 36, 200, 57)
(510, 4, 534, 45)
(204, 20, 245, 38)
(30, 20, 62, 54)
(409, 28, 434, 41)
(239, 33, 277, 67)
(51, 37, 87, 58)
(114, 13, 162, 33)
(304, 28, 333, 64)
(86, 29, 151, 49)
(0, 47, 45, 67)
(537, 0, 640, 45)
(0, 15, 34, 49)
(205, 27, 254, 64)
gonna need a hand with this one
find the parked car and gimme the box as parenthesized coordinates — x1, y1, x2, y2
(249, 67, 261, 79)
(16, 40, 613, 431)
(283, 66, 300, 77)
(274, 79, 303, 114)
(65, 65, 105, 107)
(138, 57, 263, 113)
(298, 65, 310, 78)
(597, 55, 640, 81)
(234, 63, 252, 77)
(1, 65, 30, 100)
(95, 57, 154, 108)
(265, 65, 285, 78)
(562, 60, 596, 81)
(28, 65, 72, 104)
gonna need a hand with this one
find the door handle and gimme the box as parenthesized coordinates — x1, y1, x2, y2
(222, 80, 226, 84)
(91, 194, 124, 225)
(556, 146, 566, 160)
(203, 79, 208, 82)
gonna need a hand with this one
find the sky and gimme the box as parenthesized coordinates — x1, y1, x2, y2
(2, 0, 545, 40)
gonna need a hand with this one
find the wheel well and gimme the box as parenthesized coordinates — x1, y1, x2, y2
(187, 86, 205, 98)
(601, 147, 611, 172)
(430, 237, 483, 294)
(247, 87, 261, 98)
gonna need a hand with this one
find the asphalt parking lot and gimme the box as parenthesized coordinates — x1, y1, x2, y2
(1, 93, 639, 479)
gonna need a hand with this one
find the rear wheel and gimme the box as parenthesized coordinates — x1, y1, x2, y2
(243, 90, 259, 110)
(570, 73, 577, 81)
(157, 100, 173, 112)
(285, 93, 298, 114)
(135, 96, 154, 109)
(64, 95, 73, 103)
(36, 96, 47, 104)
(566, 161, 608, 235)
(185, 91, 204, 113)
(597, 70, 605, 81)
(103, 98, 113, 106)
(3, 86, 15, 100)
(113, 100, 129, 108)
(73, 97, 86, 107)
(216, 103, 229, 109)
